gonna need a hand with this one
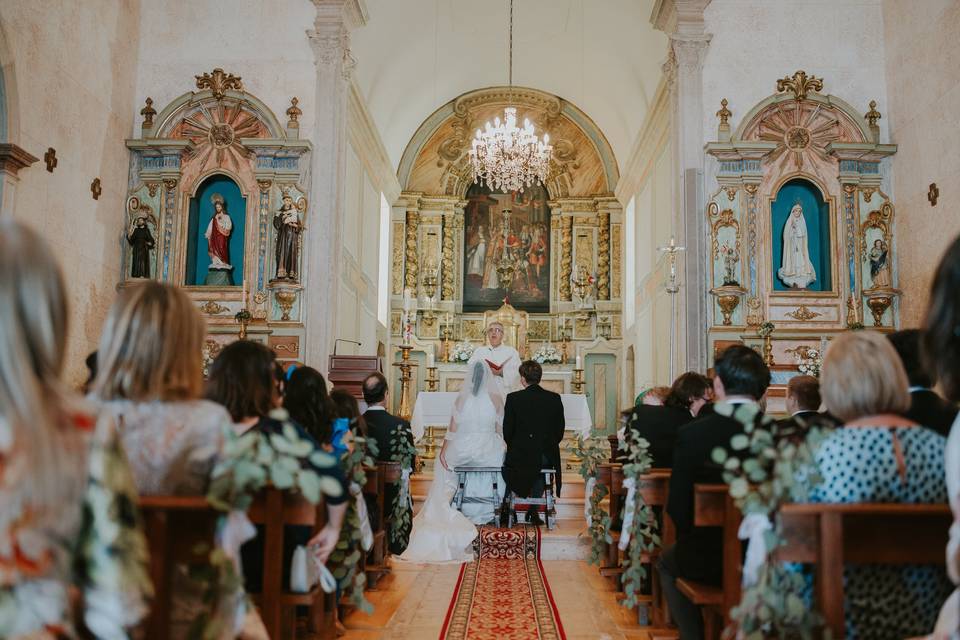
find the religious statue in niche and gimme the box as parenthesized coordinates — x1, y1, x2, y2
(273, 191, 303, 280)
(777, 201, 817, 289)
(719, 242, 740, 286)
(204, 194, 234, 285)
(867, 239, 891, 289)
(127, 215, 156, 279)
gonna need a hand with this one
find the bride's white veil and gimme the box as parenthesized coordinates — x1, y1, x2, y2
(449, 360, 504, 436)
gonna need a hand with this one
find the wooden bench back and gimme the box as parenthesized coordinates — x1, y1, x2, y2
(139, 495, 220, 640)
(247, 489, 328, 638)
(692, 484, 742, 628)
(776, 502, 951, 637)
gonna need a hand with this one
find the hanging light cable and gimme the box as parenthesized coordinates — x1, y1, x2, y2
(468, 0, 552, 193)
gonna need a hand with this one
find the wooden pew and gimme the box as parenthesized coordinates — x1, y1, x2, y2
(673, 484, 741, 640)
(247, 489, 332, 639)
(362, 461, 402, 587)
(776, 502, 951, 638)
(608, 434, 621, 462)
(139, 496, 219, 640)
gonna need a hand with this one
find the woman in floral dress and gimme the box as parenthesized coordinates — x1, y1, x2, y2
(0, 219, 150, 638)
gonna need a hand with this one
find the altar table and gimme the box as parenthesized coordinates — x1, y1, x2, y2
(410, 391, 592, 440)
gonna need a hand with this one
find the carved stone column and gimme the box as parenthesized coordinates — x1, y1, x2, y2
(441, 209, 459, 301)
(653, 0, 712, 372)
(404, 210, 419, 291)
(0, 143, 38, 217)
(304, 0, 366, 371)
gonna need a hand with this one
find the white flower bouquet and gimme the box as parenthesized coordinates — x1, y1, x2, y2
(532, 342, 562, 364)
(796, 348, 823, 377)
(451, 342, 475, 363)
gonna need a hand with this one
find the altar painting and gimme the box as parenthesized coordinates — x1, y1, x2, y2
(186, 174, 246, 287)
(771, 178, 831, 292)
(462, 183, 551, 312)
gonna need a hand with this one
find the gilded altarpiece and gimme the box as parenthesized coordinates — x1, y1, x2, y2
(392, 87, 625, 434)
(705, 72, 898, 409)
(123, 69, 312, 361)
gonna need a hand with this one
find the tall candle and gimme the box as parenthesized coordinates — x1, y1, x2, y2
(403, 288, 413, 313)
(242, 278, 248, 305)
(427, 353, 435, 368)
(575, 355, 582, 369)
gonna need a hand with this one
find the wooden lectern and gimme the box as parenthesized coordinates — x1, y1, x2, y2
(327, 355, 382, 399)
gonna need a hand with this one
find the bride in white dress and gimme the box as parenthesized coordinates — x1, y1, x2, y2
(399, 361, 507, 563)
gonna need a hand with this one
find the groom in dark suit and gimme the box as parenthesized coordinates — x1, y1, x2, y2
(501, 360, 565, 526)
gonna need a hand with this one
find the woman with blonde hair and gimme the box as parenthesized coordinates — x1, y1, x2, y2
(800, 330, 950, 638)
(91, 280, 231, 494)
(0, 219, 149, 637)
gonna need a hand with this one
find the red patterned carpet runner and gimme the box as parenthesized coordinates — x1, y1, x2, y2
(439, 525, 566, 640)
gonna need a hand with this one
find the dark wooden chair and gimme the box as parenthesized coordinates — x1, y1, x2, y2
(139, 495, 220, 640)
(776, 502, 951, 639)
(246, 488, 333, 639)
(362, 461, 402, 586)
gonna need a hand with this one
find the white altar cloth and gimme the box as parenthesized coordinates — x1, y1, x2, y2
(410, 391, 593, 440)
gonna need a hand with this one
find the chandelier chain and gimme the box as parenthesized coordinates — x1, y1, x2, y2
(508, 0, 513, 89)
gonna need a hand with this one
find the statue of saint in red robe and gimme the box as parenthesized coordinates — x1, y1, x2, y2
(205, 199, 233, 270)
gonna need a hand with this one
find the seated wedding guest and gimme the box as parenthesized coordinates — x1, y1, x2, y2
(774, 375, 832, 440)
(362, 373, 415, 553)
(284, 366, 336, 447)
(659, 345, 770, 640)
(923, 235, 960, 638)
(627, 372, 711, 468)
(330, 387, 367, 457)
(635, 385, 671, 407)
(801, 330, 950, 638)
(206, 341, 348, 584)
(889, 328, 958, 437)
(0, 219, 149, 637)
(91, 281, 230, 495)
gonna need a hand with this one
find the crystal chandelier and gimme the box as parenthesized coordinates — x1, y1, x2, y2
(469, 0, 552, 192)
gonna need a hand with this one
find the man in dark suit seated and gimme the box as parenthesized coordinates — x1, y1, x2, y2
(361, 372, 415, 553)
(888, 329, 958, 436)
(774, 374, 834, 440)
(501, 360, 565, 526)
(658, 345, 770, 640)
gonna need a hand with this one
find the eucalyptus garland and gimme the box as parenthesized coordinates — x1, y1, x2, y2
(198, 410, 345, 640)
(710, 402, 833, 639)
(327, 434, 376, 614)
(575, 434, 611, 566)
(389, 429, 417, 547)
(618, 427, 660, 609)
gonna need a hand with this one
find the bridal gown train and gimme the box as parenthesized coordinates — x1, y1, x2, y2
(399, 373, 506, 563)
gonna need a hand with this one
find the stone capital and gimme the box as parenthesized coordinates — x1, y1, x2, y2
(0, 143, 39, 178)
(307, 0, 367, 75)
(670, 34, 711, 73)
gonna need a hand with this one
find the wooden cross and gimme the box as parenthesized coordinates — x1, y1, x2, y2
(90, 178, 102, 200)
(928, 183, 939, 207)
(44, 147, 57, 172)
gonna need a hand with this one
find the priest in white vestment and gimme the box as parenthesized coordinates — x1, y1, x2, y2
(468, 322, 521, 402)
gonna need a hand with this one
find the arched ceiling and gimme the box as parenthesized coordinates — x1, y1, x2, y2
(350, 0, 667, 177)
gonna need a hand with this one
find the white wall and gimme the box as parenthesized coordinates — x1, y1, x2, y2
(0, 0, 142, 385)
(882, 0, 960, 326)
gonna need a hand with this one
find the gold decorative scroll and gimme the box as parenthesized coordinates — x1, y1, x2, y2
(597, 211, 611, 300)
(199, 300, 229, 315)
(195, 68, 244, 100)
(776, 70, 823, 101)
(611, 225, 621, 299)
(560, 216, 573, 300)
(392, 222, 404, 295)
(441, 214, 456, 300)
(404, 211, 419, 291)
(786, 305, 822, 321)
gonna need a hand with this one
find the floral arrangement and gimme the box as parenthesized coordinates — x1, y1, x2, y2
(389, 429, 418, 548)
(451, 342, 475, 363)
(757, 321, 776, 338)
(532, 342, 562, 364)
(327, 433, 376, 614)
(618, 426, 660, 610)
(575, 434, 611, 566)
(710, 402, 834, 638)
(796, 347, 823, 378)
(202, 409, 346, 637)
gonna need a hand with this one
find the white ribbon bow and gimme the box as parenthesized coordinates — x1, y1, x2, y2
(216, 510, 257, 634)
(584, 477, 597, 527)
(738, 512, 773, 587)
(400, 468, 414, 510)
(618, 477, 638, 551)
(350, 482, 374, 552)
